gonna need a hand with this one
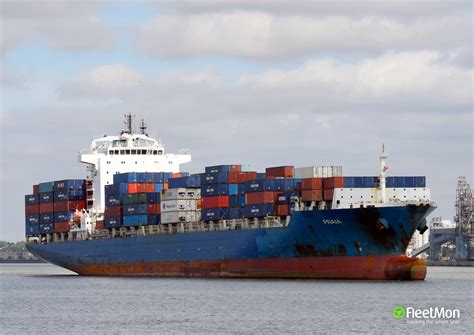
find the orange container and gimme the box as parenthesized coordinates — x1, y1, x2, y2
(54, 222, 70, 233)
(202, 196, 229, 208)
(25, 204, 39, 214)
(324, 177, 344, 189)
(301, 178, 323, 190)
(266, 166, 294, 178)
(324, 189, 334, 201)
(163, 182, 169, 190)
(39, 202, 54, 214)
(245, 192, 277, 205)
(145, 183, 155, 193)
(301, 190, 323, 202)
(276, 204, 289, 216)
(128, 183, 138, 193)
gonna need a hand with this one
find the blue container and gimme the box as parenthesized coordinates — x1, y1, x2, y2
(228, 208, 242, 219)
(105, 183, 129, 195)
(237, 184, 245, 195)
(145, 172, 155, 183)
(256, 173, 266, 179)
(113, 172, 138, 184)
(25, 194, 39, 205)
(54, 190, 85, 201)
(39, 182, 54, 193)
(123, 204, 148, 216)
(169, 177, 187, 188)
(276, 191, 300, 204)
(25, 214, 39, 225)
(205, 165, 237, 174)
(344, 177, 355, 188)
(201, 184, 238, 197)
(202, 172, 230, 185)
(229, 195, 239, 207)
(386, 177, 395, 188)
(403, 177, 416, 187)
(123, 215, 148, 227)
(201, 208, 229, 221)
(155, 184, 164, 193)
(53, 179, 84, 191)
(105, 217, 122, 228)
(163, 172, 172, 182)
(394, 177, 404, 187)
(244, 179, 274, 192)
(273, 178, 296, 191)
(39, 192, 54, 203)
(239, 195, 245, 207)
(39, 223, 54, 234)
(146, 192, 160, 203)
(136, 172, 146, 183)
(415, 176, 426, 187)
(39, 213, 54, 224)
(187, 174, 201, 187)
(147, 215, 160, 225)
(243, 204, 275, 218)
(169, 175, 201, 188)
(105, 194, 122, 206)
(25, 224, 39, 235)
(54, 211, 74, 223)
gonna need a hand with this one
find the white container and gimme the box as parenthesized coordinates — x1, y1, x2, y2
(160, 211, 200, 224)
(161, 188, 201, 201)
(161, 200, 197, 213)
(295, 166, 343, 178)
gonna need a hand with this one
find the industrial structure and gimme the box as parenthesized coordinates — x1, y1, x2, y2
(412, 177, 473, 262)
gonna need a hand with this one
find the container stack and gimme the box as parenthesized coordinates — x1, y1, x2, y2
(25, 180, 86, 236)
(322, 177, 344, 201)
(104, 172, 168, 229)
(160, 188, 201, 224)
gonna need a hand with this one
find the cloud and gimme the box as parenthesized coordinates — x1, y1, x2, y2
(136, 12, 470, 61)
(0, 0, 114, 53)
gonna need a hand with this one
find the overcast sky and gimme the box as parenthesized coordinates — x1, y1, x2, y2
(1, 0, 472, 241)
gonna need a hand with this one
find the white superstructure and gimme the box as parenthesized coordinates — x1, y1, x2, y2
(78, 115, 191, 213)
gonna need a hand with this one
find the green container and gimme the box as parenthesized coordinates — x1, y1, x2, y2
(240, 164, 252, 172)
(122, 193, 147, 205)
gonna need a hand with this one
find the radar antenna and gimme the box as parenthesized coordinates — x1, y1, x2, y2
(139, 119, 147, 135)
(124, 114, 135, 134)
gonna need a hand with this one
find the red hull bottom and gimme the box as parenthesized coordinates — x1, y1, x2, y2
(67, 255, 426, 281)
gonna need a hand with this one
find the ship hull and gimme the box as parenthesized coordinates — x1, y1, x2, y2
(27, 204, 434, 280)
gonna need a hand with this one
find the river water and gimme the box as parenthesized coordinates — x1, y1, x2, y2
(0, 264, 472, 334)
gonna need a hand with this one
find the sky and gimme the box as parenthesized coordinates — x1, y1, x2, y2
(0, 0, 472, 242)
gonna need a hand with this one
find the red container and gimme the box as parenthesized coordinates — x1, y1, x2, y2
(54, 222, 70, 233)
(128, 183, 146, 193)
(265, 166, 294, 178)
(202, 196, 229, 209)
(104, 205, 122, 217)
(147, 204, 161, 215)
(33, 184, 40, 195)
(324, 189, 334, 201)
(276, 204, 289, 216)
(54, 200, 86, 212)
(39, 202, 54, 214)
(163, 182, 168, 190)
(230, 165, 241, 172)
(227, 172, 239, 184)
(244, 172, 257, 183)
(245, 192, 277, 205)
(171, 173, 182, 178)
(25, 204, 39, 214)
(324, 177, 344, 189)
(301, 178, 323, 190)
(95, 220, 105, 230)
(301, 190, 323, 202)
(145, 183, 155, 193)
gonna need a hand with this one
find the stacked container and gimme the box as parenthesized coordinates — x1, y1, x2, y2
(25, 179, 86, 235)
(160, 188, 201, 224)
(322, 177, 345, 201)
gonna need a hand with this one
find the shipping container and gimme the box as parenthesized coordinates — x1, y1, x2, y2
(39, 223, 54, 234)
(146, 192, 160, 203)
(54, 190, 85, 201)
(54, 222, 70, 233)
(276, 191, 300, 204)
(95, 220, 105, 230)
(301, 189, 323, 202)
(202, 196, 229, 209)
(229, 195, 240, 208)
(113, 172, 138, 184)
(245, 192, 277, 205)
(25, 224, 39, 235)
(243, 204, 275, 218)
(145, 172, 155, 183)
(201, 172, 231, 185)
(105, 183, 129, 195)
(25, 194, 39, 205)
(201, 208, 229, 221)
(161, 188, 201, 201)
(104, 205, 122, 217)
(39, 202, 54, 214)
(147, 203, 161, 215)
(323, 177, 344, 189)
(161, 211, 199, 224)
(147, 215, 160, 225)
(54, 211, 74, 223)
(128, 183, 147, 193)
(301, 178, 323, 190)
(168, 175, 201, 188)
(39, 182, 54, 193)
(39, 213, 54, 224)
(123, 204, 148, 216)
(33, 184, 40, 195)
(240, 164, 251, 172)
(155, 183, 164, 193)
(25, 214, 39, 225)
(53, 179, 84, 191)
(105, 194, 122, 206)
(122, 193, 147, 205)
(324, 189, 334, 201)
(25, 204, 39, 214)
(201, 183, 238, 197)
(294, 166, 343, 178)
(39, 192, 54, 203)
(244, 179, 274, 193)
(123, 215, 148, 227)
(104, 216, 122, 228)
(273, 178, 296, 191)
(54, 200, 86, 212)
(205, 165, 241, 174)
(161, 200, 197, 212)
(276, 204, 289, 216)
(265, 166, 294, 178)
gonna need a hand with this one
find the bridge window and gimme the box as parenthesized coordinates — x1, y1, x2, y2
(158, 150, 163, 155)
(109, 150, 113, 155)
(131, 149, 136, 154)
(153, 150, 157, 155)
(125, 150, 130, 155)
(114, 150, 119, 155)
(141, 149, 147, 154)
(120, 150, 125, 155)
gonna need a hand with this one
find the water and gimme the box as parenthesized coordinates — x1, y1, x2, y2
(0, 264, 472, 334)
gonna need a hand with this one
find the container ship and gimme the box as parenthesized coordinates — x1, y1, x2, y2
(25, 115, 435, 280)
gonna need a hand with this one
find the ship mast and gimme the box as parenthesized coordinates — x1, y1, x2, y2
(139, 119, 147, 135)
(379, 144, 388, 203)
(124, 114, 135, 134)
